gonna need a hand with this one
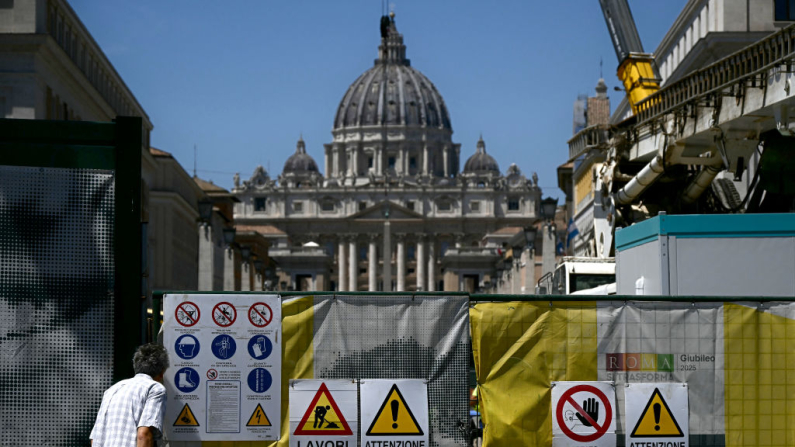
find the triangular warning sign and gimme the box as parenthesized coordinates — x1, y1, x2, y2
(173, 403, 199, 426)
(631, 388, 684, 437)
(366, 384, 424, 436)
(294, 382, 353, 436)
(246, 403, 272, 427)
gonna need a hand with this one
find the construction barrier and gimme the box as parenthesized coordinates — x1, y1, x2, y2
(470, 299, 795, 447)
(164, 293, 470, 447)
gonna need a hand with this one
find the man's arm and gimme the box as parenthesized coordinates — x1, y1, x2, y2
(136, 426, 155, 447)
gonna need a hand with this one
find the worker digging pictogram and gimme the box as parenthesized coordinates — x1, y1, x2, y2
(294, 383, 353, 436)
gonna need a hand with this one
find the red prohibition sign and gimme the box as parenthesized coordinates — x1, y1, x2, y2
(175, 301, 200, 327)
(556, 384, 612, 443)
(207, 369, 218, 380)
(248, 302, 273, 328)
(212, 302, 237, 327)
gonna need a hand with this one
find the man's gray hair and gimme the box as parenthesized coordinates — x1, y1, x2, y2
(132, 343, 169, 376)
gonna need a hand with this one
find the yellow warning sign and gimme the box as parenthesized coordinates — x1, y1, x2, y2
(173, 403, 199, 427)
(366, 384, 424, 436)
(630, 388, 683, 437)
(295, 383, 353, 435)
(246, 403, 272, 427)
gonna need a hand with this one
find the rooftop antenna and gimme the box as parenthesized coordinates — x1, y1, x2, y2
(193, 144, 197, 177)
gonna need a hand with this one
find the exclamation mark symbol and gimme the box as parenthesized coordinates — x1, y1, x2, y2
(391, 399, 399, 429)
(653, 403, 661, 431)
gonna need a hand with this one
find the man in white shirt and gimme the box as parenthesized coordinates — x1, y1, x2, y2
(90, 344, 169, 447)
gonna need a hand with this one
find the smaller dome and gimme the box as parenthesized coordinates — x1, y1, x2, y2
(463, 136, 500, 174)
(283, 136, 319, 174)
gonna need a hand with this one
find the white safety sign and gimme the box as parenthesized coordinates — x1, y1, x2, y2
(552, 381, 616, 447)
(290, 380, 357, 447)
(360, 379, 429, 447)
(625, 383, 689, 447)
(163, 294, 282, 442)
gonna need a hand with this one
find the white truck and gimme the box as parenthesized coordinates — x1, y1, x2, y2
(536, 257, 616, 295)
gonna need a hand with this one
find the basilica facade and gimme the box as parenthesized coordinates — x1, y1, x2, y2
(233, 14, 542, 292)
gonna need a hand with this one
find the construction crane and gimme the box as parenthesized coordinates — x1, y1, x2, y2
(598, 0, 660, 113)
(572, 1, 795, 259)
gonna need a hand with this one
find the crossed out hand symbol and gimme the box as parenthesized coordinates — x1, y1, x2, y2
(575, 398, 599, 426)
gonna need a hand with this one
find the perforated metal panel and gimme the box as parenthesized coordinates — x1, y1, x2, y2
(0, 166, 115, 446)
(313, 295, 470, 446)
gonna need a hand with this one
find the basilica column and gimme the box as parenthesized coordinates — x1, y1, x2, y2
(240, 260, 251, 291)
(427, 239, 436, 291)
(442, 146, 449, 178)
(523, 248, 535, 294)
(422, 145, 429, 175)
(396, 235, 406, 291)
(337, 238, 347, 292)
(223, 246, 237, 291)
(368, 235, 378, 291)
(348, 237, 358, 291)
(416, 237, 426, 291)
(383, 221, 392, 290)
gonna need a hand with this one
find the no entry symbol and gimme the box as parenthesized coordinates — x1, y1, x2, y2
(248, 302, 273, 328)
(175, 302, 200, 327)
(212, 302, 237, 327)
(556, 384, 613, 443)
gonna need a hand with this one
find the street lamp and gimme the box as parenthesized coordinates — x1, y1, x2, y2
(253, 259, 264, 272)
(239, 245, 251, 261)
(523, 226, 537, 249)
(222, 227, 236, 247)
(540, 197, 558, 222)
(198, 199, 214, 223)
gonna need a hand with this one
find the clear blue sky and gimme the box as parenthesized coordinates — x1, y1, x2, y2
(70, 0, 687, 198)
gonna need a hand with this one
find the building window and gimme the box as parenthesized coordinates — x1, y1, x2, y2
(388, 157, 396, 169)
(293, 201, 303, 213)
(406, 201, 415, 211)
(477, 182, 486, 188)
(508, 198, 520, 211)
(321, 201, 335, 212)
(776, 0, 795, 20)
(438, 201, 451, 212)
(254, 197, 267, 212)
(409, 157, 417, 169)
(407, 246, 415, 260)
(470, 201, 480, 212)
(368, 157, 373, 168)
(359, 201, 367, 211)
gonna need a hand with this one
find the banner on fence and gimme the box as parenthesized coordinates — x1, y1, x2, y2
(470, 301, 795, 447)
